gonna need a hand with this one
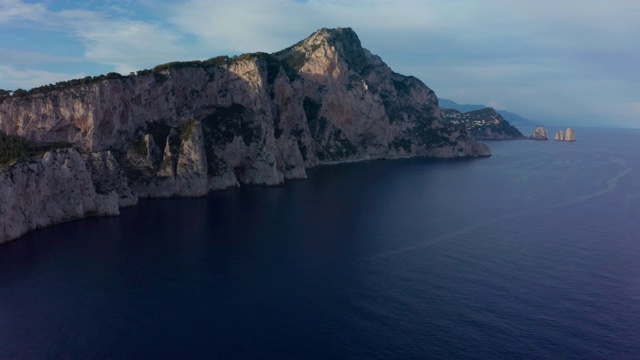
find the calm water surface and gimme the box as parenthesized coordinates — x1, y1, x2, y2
(1, 127, 640, 359)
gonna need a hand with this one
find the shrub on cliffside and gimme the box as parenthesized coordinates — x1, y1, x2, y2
(0, 132, 71, 168)
(0, 132, 32, 166)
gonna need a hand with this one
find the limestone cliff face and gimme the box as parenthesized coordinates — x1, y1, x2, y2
(274, 28, 489, 160)
(85, 150, 138, 207)
(0, 149, 121, 244)
(0, 27, 491, 244)
(553, 128, 576, 142)
(532, 127, 548, 140)
(1, 28, 489, 171)
(565, 128, 576, 141)
(128, 120, 223, 197)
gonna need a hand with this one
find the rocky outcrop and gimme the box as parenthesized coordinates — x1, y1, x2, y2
(554, 128, 576, 142)
(128, 120, 220, 197)
(0, 27, 491, 244)
(565, 128, 576, 141)
(0, 149, 120, 243)
(441, 108, 524, 139)
(554, 130, 565, 141)
(532, 127, 548, 140)
(85, 150, 138, 207)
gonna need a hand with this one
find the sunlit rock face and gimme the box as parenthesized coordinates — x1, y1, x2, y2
(565, 128, 576, 142)
(553, 128, 575, 142)
(0, 27, 491, 243)
(275, 28, 490, 160)
(532, 127, 548, 140)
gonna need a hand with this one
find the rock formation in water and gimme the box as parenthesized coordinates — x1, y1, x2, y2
(554, 128, 576, 142)
(0, 27, 491, 244)
(565, 128, 576, 141)
(441, 107, 524, 139)
(532, 127, 548, 140)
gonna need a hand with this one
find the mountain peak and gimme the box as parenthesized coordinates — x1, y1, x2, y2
(273, 27, 368, 72)
(300, 27, 360, 48)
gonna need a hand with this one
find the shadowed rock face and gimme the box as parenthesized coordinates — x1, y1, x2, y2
(0, 149, 124, 243)
(0, 27, 491, 244)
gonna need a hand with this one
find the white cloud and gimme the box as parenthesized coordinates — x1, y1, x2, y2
(0, 49, 80, 65)
(163, 0, 476, 54)
(0, 0, 47, 23)
(0, 65, 84, 90)
(2, 0, 640, 126)
(164, 0, 314, 54)
(1, 0, 193, 75)
(78, 20, 189, 74)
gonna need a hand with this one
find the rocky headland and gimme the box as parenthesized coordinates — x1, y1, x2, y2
(0, 27, 490, 244)
(441, 108, 525, 140)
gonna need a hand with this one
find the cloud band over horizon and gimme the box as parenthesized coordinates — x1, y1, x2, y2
(1, 0, 639, 127)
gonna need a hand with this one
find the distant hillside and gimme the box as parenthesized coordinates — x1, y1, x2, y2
(496, 110, 538, 126)
(439, 98, 485, 113)
(442, 108, 525, 140)
(439, 98, 538, 126)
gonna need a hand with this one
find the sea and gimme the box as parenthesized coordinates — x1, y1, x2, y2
(1, 127, 640, 359)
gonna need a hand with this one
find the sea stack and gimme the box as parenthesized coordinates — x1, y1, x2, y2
(554, 130, 565, 141)
(532, 127, 548, 140)
(565, 128, 576, 141)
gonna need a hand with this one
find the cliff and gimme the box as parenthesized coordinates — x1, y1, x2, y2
(441, 108, 524, 139)
(554, 130, 565, 141)
(0, 149, 134, 242)
(0, 27, 490, 244)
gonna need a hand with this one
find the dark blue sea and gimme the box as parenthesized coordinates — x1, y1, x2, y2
(1, 127, 640, 359)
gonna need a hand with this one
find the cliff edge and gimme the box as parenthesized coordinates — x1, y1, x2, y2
(0, 27, 490, 244)
(0, 149, 129, 242)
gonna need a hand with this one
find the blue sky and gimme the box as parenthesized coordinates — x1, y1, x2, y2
(1, 0, 639, 128)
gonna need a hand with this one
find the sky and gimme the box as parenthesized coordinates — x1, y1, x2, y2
(1, 0, 639, 128)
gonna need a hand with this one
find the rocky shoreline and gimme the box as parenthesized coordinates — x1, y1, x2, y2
(0, 28, 491, 244)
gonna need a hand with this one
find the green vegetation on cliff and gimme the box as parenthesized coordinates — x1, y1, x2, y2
(0, 132, 71, 168)
(179, 120, 199, 142)
(0, 49, 303, 103)
(441, 108, 524, 139)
